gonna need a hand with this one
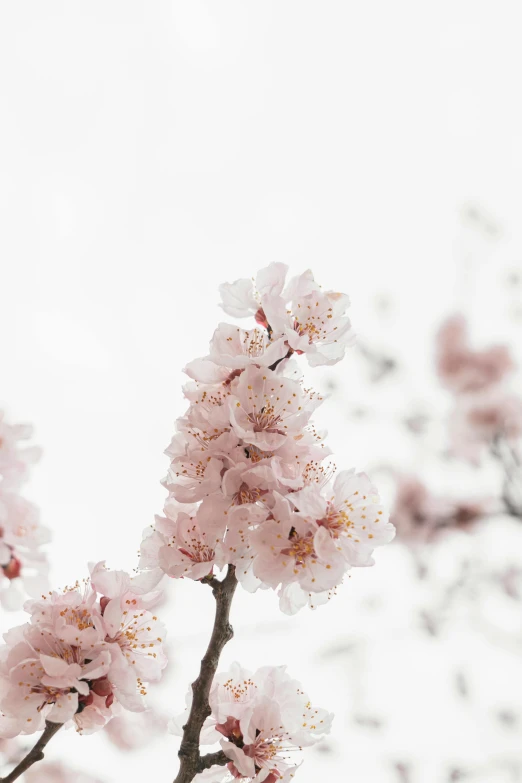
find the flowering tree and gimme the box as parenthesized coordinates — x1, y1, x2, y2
(0, 265, 395, 783)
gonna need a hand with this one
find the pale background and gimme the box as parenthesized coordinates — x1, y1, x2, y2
(1, 2, 522, 781)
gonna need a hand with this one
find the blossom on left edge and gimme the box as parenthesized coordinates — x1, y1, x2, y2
(0, 562, 166, 738)
(0, 411, 50, 609)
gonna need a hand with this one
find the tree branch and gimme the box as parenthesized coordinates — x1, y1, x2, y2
(198, 750, 229, 772)
(0, 721, 61, 782)
(174, 565, 238, 783)
(200, 574, 222, 591)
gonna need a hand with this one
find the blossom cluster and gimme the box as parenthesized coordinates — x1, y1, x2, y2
(140, 264, 395, 614)
(172, 662, 333, 783)
(0, 411, 50, 610)
(437, 315, 522, 462)
(0, 562, 166, 737)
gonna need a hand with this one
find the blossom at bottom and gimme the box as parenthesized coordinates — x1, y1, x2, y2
(172, 662, 332, 783)
(0, 564, 167, 737)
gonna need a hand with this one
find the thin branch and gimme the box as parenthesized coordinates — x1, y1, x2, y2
(174, 565, 238, 783)
(200, 574, 222, 591)
(198, 750, 229, 772)
(0, 721, 61, 782)
(491, 436, 522, 521)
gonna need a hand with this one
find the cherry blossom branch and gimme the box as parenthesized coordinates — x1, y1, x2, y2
(174, 565, 238, 783)
(0, 721, 61, 782)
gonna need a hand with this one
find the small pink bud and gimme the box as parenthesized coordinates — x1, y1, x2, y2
(99, 596, 110, 614)
(255, 308, 268, 329)
(3, 556, 22, 580)
(92, 677, 112, 697)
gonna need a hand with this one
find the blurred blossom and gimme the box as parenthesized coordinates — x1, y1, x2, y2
(0, 414, 41, 490)
(436, 314, 514, 395)
(0, 412, 50, 609)
(0, 736, 23, 766)
(103, 709, 168, 751)
(25, 762, 106, 783)
(391, 474, 490, 544)
(450, 392, 522, 464)
(391, 475, 449, 544)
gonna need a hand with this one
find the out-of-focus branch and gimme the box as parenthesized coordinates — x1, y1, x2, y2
(491, 436, 522, 520)
(173, 566, 238, 783)
(0, 721, 61, 782)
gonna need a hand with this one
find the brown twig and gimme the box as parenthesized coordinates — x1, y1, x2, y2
(0, 721, 61, 782)
(173, 565, 238, 783)
(199, 750, 229, 771)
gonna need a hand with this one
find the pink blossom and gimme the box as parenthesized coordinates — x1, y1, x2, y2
(173, 662, 332, 783)
(0, 736, 23, 765)
(250, 494, 347, 607)
(92, 567, 167, 706)
(141, 266, 393, 614)
(0, 413, 41, 492)
(25, 762, 106, 783)
(221, 460, 276, 506)
(0, 496, 50, 609)
(179, 382, 234, 437)
(220, 265, 355, 368)
(215, 504, 269, 594)
(270, 449, 335, 492)
(265, 288, 355, 368)
(185, 323, 288, 384)
(141, 496, 232, 582)
(103, 708, 168, 751)
(450, 391, 522, 463)
(0, 621, 110, 736)
(228, 366, 321, 452)
(390, 475, 450, 543)
(0, 413, 49, 609)
(436, 314, 514, 394)
(290, 469, 395, 567)
(391, 474, 491, 543)
(0, 565, 167, 737)
(219, 264, 289, 319)
(164, 450, 224, 504)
